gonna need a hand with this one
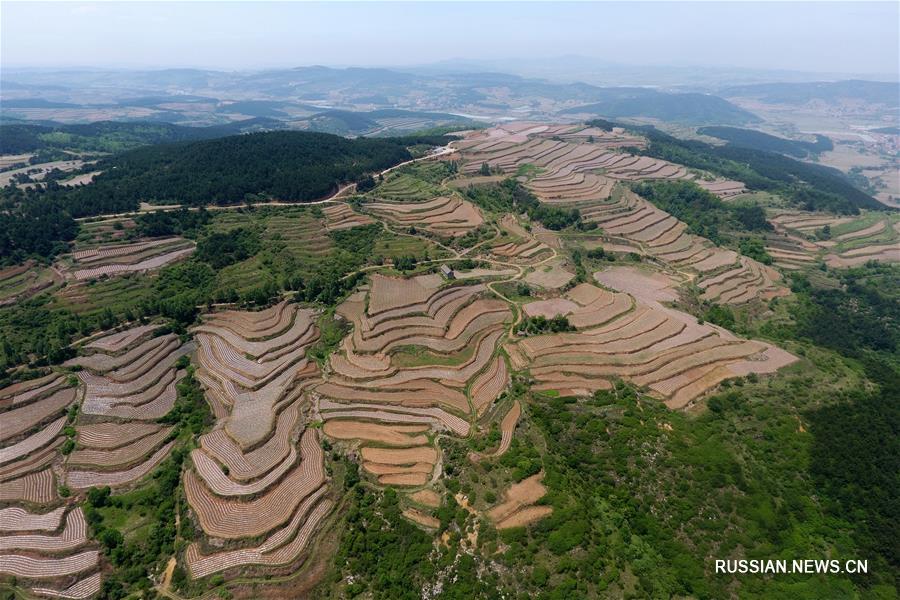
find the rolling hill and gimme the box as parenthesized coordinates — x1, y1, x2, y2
(698, 126, 833, 158)
(560, 90, 760, 125)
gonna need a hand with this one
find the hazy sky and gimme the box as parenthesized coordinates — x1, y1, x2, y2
(2, 1, 898, 77)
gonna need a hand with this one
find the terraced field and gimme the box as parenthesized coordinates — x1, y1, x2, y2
(0, 374, 77, 501)
(534, 123, 646, 149)
(452, 125, 784, 305)
(322, 202, 374, 231)
(695, 179, 747, 197)
(453, 126, 697, 203)
(523, 257, 576, 290)
(490, 214, 552, 263)
(65, 325, 193, 488)
(0, 260, 62, 305)
(469, 401, 520, 461)
(373, 171, 442, 201)
(364, 195, 484, 238)
(184, 301, 332, 579)
(211, 207, 447, 296)
(58, 237, 196, 281)
(317, 272, 512, 518)
(261, 209, 332, 266)
(580, 187, 785, 304)
(767, 211, 900, 269)
(72, 218, 137, 249)
(50, 274, 154, 319)
(509, 279, 796, 409)
(0, 372, 102, 596)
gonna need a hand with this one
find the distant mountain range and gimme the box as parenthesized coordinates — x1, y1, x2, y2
(3, 65, 897, 131)
(720, 80, 900, 108)
(2, 65, 764, 127)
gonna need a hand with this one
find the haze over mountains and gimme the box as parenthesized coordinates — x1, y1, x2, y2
(2, 64, 898, 133)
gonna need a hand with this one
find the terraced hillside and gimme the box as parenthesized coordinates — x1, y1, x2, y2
(64, 326, 193, 489)
(59, 237, 196, 281)
(185, 301, 333, 579)
(316, 273, 516, 525)
(73, 218, 137, 248)
(0, 373, 102, 598)
(510, 278, 796, 409)
(322, 202, 374, 231)
(453, 125, 787, 305)
(2, 117, 883, 599)
(0, 260, 62, 306)
(767, 211, 900, 269)
(487, 471, 552, 530)
(489, 214, 553, 263)
(454, 123, 743, 202)
(364, 195, 484, 238)
(372, 169, 443, 201)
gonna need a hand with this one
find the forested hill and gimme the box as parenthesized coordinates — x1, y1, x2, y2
(0, 118, 285, 154)
(698, 126, 833, 158)
(560, 92, 760, 126)
(0, 131, 446, 262)
(720, 80, 900, 107)
(596, 121, 885, 214)
(62, 130, 422, 206)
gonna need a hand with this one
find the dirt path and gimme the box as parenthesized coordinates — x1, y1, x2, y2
(161, 557, 177, 591)
(458, 221, 502, 257)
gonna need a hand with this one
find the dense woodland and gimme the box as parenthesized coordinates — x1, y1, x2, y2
(0, 194, 79, 260)
(0, 118, 283, 154)
(57, 131, 417, 205)
(633, 180, 771, 243)
(0, 131, 450, 263)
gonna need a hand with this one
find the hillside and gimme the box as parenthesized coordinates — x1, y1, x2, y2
(560, 91, 760, 125)
(623, 122, 885, 213)
(0, 121, 897, 600)
(698, 126, 833, 158)
(0, 131, 448, 262)
(0, 118, 285, 154)
(721, 79, 900, 107)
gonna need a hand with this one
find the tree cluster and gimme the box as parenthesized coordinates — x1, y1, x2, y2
(465, 179, 581, 230)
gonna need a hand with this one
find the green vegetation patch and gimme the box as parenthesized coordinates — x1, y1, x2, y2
(615, 120, 884, 214)
(465, 179, 581, 230)
(698, 126, 833, 158)
(392, 343, 477, 368)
